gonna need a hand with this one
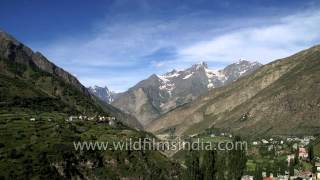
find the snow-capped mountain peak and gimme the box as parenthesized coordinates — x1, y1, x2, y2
(111, 60, 262, 126)
(88, 85, 115, 103)
(189, 61, 208, 71)
(205, 68, 224, 78)
(154, 60, 261, 98)
(163, 69, 178, 76)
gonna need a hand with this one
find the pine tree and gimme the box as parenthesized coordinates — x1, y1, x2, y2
(201, 150, 216, 180)
(308, 144, 314, 162)
(266, 163, 271, 177)
(186, 150, 202, 180)
(294, 151, 299, 165)
(216, 152, 226, 180)
(289, 159, 295, 176)
(229, 136, 247, 180)
(254, 164, 263, 180)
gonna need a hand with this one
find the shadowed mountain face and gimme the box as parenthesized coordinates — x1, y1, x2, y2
(0, 30, 142, 129)
(0, 31, 89, 96)
(112, 61, 261, 126)
(88, 85, 118, 103)
(147, 45, 320, 137)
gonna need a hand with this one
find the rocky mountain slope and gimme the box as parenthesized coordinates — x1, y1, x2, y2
(0, 30, 142, 129)
(0, 31, 89, 96)
(0, 31, 177, 179)
(112, 61, 261, 126)
(88, 85, 116, 103)
(147, 45, 320, 137)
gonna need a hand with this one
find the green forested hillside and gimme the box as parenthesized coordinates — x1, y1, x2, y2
(0, 112, 179, 179)
(0, 32, 178, 179)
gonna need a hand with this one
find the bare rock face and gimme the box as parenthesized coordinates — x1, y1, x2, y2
(112, 60, 262, 126)
(88, 86, 116, 103)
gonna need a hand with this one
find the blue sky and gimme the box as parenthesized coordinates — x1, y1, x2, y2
(1, 0, 320, 92)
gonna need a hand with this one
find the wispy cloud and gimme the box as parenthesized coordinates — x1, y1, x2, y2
(37, 5, 320, 92)
(179, 10, 320, 64)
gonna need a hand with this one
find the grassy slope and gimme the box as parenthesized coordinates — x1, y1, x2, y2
(0, 58, 106, 115)
(211, 47, 320, 136)
(0, 112, 178, 179)
(0, 57, 180, 179)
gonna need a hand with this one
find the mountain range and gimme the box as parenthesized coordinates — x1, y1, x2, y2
(1, 28, 320, 179)
(146, 45, 320, 137)
(110, 60, 262, 126)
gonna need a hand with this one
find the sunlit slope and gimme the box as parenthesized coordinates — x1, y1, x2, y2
(147, 45, 320, 137)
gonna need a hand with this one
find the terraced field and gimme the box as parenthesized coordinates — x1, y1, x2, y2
(0, 111, 180, 179)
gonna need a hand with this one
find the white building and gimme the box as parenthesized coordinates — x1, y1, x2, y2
(287, 154, 295, 164)
(109, 119, 116, 126)
(315, 162, 320, 180)
(88, 117, 94, 121)
(252, 141, 259, 145)
(277, 175, 289, 180)
(67, 116, 78, 122)
(241, 175, 253, 180)
(261, 139, 269, 144)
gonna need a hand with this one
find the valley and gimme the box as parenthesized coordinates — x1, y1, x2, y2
(1, 3, 320, 178)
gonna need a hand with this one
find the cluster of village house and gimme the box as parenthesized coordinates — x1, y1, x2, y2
(242, 136, 320, 180)
(242, 162, 320, 180)
(29, 115, 117, 126)
(188, 132, 233, 138)
(185, 132, 320, 180)
(241, 163, 320, 180)
(242, 163, 320, 180)
(68, 115, 117, 126)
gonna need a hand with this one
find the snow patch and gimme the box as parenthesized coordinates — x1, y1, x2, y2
(166, 72, 180, 78)
(157, 75, 169, 82)
(239, 69, 247, 76)
(205, 69, 225, 79)
(207, 83, 214, 88)
(183, 73, 193, 79)
(158, 75, 175, 97)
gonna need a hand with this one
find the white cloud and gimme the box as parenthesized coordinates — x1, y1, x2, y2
(178, 10, 320, 64)
(41, 21, 173, 68)
(36, 9, 320, 92)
